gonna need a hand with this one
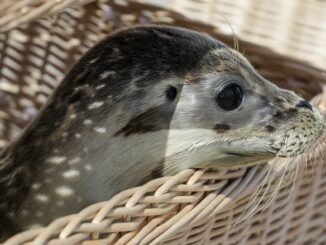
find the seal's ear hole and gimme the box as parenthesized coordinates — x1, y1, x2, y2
(216, 83, 243, 111)
(166, 86, 178, 101)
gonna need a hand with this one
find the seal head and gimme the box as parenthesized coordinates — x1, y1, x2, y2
(0, 25, 324, 237)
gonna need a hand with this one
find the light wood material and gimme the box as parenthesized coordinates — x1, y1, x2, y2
(165, 0, 326, 70)
(0, 0, 325, 244)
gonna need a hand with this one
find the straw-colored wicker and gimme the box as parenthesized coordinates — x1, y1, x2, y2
(0, 0, 325, 244)
(165, 0, 326, 70)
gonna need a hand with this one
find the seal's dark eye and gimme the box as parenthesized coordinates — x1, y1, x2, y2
(216, 84, 243, 111)
(166, 86, 177, 101)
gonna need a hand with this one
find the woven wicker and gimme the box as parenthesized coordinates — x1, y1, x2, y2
(0, 0, 325, 244)
(166, 0, 326, 70)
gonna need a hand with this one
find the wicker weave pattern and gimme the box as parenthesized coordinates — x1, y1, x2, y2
(3, 140, 326, 244)
(0, 0, 324, 148)
(0, 0, 325, 244)
(165, 0, 326, 70)
(0, 0, 94, 32)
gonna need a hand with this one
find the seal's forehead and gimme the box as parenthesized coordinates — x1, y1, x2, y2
(197, 48, 275, 89)
(111, 25, 227, 50)
(94, 25, 227, 75)
(200, 48, 253, 73)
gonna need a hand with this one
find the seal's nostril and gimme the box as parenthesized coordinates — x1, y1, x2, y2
(296, 100, 313, 111)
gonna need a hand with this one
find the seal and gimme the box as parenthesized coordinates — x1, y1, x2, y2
(0, 25, 324, 240)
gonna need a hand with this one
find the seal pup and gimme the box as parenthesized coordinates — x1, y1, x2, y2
(0, 25, 324, 239)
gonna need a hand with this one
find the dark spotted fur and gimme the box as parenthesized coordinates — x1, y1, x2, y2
(0, 26, 226, 240)
(0, 25, 323, 241)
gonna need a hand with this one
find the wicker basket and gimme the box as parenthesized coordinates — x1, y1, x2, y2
(0, 0, 326, 244)
(165, 0, 326, 70)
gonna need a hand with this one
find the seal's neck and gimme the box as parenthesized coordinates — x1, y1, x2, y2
(0, 119, 166, 231)
(0, 136, 49, 239)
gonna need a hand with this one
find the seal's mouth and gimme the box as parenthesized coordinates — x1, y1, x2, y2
(199, 151, 276, 169)
(226, 151, 275, 165)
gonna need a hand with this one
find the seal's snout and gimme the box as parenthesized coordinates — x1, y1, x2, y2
(296, 100, 313, 111)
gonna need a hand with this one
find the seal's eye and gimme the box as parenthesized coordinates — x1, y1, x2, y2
(216, 84, 243, 111)
(166, 86, 177, 101)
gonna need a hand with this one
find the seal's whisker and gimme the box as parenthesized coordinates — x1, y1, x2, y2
(309, 142, 317, 170)
(303, 147, 309, 177)
(229, 170, 269, 228)
(321, 138, 326, 162)
(245, 166, 280, 222)
(232, 164, 275, 227)
(315, 140, 325, 173)
(217, 12, 239, 52)
(287, 157, 299, 202)
(260, 159, 290, 212)
(253, 167, 277, 210)
(308, 143, 316, 178)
